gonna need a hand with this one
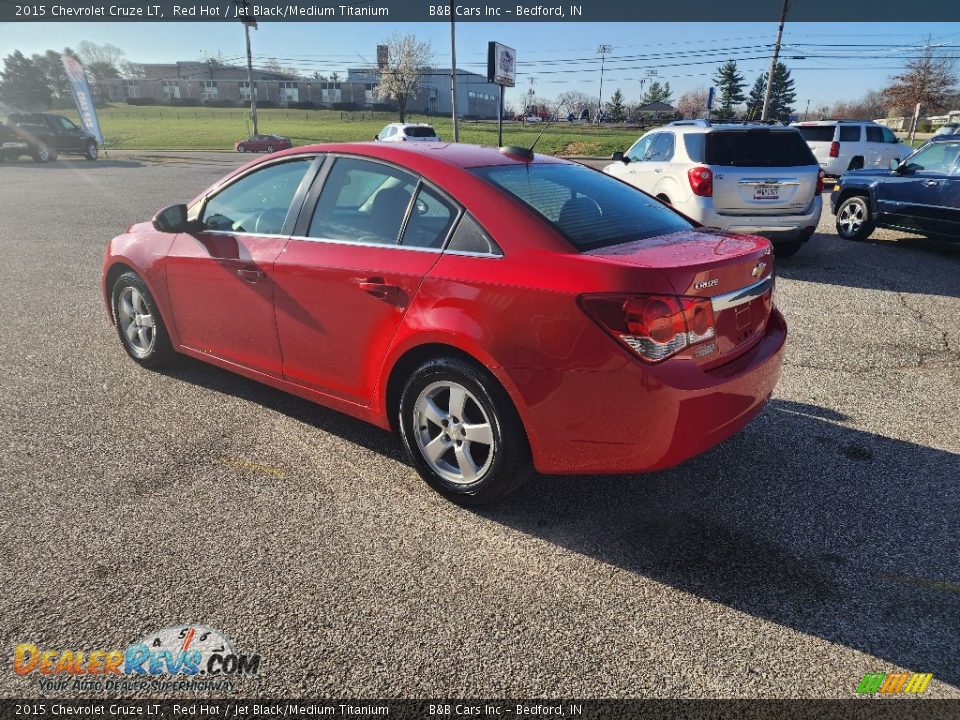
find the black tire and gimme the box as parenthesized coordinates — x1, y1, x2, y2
(110, 271, 176, 368)
(773, 241, 804, 258)
(85, 141, 98, 161)
(237, 144, 246, 153)
(835, 195, 875, 241)
(656, 194, 672, 205)
(32, 144, 53, 163)
(398, 356, 532, 506)
(847, 157, 864, 171)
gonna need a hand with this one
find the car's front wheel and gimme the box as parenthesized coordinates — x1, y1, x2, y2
(835, 195, 875, 241)
(266, 145, 275, 153)
(85, 141, 98, 160)
(237, 144, 246, 153)
(111, 271, 176, 368)
(399, 357, 532, 505)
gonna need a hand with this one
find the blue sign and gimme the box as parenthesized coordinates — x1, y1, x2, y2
(61, 55, 103, 144)
(706, 86, 715, 112)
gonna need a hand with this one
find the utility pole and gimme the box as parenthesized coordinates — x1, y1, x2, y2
(239, 0, 259, 135)
(449, 1, 459, 142)
(761, 0, 790, 122)
(596, 44, 612, 125)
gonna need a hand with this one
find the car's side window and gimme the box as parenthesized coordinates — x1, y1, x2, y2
(905, 143, 960, 174)
(626, 135, 655, 162)
(446, 213, 502, 256)
(648, 133, 675, 162)
(201, 158, 312, 235)
(58, 117, 77, 131)
(865, 126, 884, 143)
(839, 126, 861, 142)
(308, 157, 417, 245)
(881, 127, 899, 144)
(400, 184, 458, 249)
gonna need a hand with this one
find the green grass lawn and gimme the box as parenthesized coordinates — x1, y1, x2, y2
(65, 104, 645, 156)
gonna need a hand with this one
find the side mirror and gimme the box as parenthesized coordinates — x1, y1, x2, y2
(152, 203, 191, 233)
(374, 135, 380, 141)
(611, 151, 625, 162)
(888, 158, 901, 172)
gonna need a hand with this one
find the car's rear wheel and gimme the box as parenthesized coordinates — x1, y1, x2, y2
(399, 357, 532, 505)
(32, 144, 54, 163)
(85, 141, 98, 160)
(111, 271, 176, 368)
(835, 196, 875, 241)
(237, 144, 246, 153)
(847, 157, 864, 171)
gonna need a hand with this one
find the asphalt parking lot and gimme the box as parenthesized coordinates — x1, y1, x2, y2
(0, 151, 958, 699)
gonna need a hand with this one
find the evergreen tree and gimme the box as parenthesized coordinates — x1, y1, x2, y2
(744, 63, 796, 121)
(712, 60, 746, 119)
(641, 81, 672, 106)
(605, 88, 627, 122)
(746, 74, 766, 120)
(0, 51, 51, 110)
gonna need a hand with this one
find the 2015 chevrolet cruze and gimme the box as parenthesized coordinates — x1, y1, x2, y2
(102, 142, 787, 505)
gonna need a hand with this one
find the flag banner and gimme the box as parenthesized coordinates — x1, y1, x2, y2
(61, 55, 104, 144)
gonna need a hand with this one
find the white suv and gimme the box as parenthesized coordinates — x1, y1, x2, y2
(604, 120, 823, 256)
(375, 123, 441, 143)
(791, 120, 911, 176)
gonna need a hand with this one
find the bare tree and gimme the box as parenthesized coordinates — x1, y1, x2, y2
(676, 87, 709, 119)
(374, 33, 432, 122)
(827, 89, 888, 120)
(75, 41, 126, 103)
(883, 40, 957, 116)
(556, 90, 595, 117)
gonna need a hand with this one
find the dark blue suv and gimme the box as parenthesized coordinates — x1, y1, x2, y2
(831, 134, 960, 242)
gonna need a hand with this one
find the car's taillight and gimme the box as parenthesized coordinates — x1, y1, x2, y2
(816, 168, 825, 195)
(579, 293, 717, 363)
(829, 141, 840, 158)
(687, 166, 713, 197)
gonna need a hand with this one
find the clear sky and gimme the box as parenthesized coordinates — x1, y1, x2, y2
(3, 21, 959, 110)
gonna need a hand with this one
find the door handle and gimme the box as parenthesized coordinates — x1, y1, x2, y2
(923, 180, 940, 187)
(237, 267, 263, 283)
(358, 278, 406, 306)
(654, 167, 663, 173)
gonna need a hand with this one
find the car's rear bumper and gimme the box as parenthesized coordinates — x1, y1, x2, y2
(512, 308, 787, 475)
(689, 196, 822, 241)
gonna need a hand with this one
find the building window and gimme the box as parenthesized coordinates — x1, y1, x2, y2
(279, 81, 299, 102)
(126, 82, 140, 99)
(200, 81, 218, 100)
(162, 80, 180, 100)
(239, 81, 258, 101)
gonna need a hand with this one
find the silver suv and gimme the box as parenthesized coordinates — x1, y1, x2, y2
(791, 120, 911, 176)
(604, 120, 823, 257)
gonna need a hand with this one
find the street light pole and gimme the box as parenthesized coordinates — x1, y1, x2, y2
(596, 44, 612, 125)
(761, 0, 790, 122)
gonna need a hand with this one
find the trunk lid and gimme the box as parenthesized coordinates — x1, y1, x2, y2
(706, 129, 820, 215)
(585, 229, 775, 364)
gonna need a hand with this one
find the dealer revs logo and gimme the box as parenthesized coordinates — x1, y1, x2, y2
(14, 626, 260, 678)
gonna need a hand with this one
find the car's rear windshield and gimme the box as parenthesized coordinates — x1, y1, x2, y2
(706, 130, 817, 167)
(794, 125, 836, 142)
(472, 163, 693, 251)
(404, 126, 437, 137)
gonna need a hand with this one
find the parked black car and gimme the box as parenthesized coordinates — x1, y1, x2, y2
(831, 134, 960, 242)
(5, 112, 99, 162)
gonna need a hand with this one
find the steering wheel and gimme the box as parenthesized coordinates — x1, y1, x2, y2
(251, 208, 288, 235)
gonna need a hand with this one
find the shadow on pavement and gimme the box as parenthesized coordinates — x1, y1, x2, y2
(0, 158, 144, 169)
(157, 355, 960, 684)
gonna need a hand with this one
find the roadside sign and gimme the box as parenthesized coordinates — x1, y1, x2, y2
(707, 86, 715, 111)
(487, 42, 516, 88)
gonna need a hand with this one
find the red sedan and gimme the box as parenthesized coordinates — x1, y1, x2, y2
(235, 134, 292, 153)
(102, 142, 787, 505)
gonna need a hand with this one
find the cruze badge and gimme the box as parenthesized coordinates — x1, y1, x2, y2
(694, 278, 719, 290)
(751, 261, 767, 277)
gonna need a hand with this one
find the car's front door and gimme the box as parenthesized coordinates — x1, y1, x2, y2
(52, 116, 86, 151)
(164, 155, 316, 377)
(875, 142, 960, 235)
(273, 155, 457, 405)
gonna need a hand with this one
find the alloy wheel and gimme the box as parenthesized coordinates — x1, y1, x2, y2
(838, 200, 866, 236)
(117, 286, 156, 357)
(413, 381, 495, 485)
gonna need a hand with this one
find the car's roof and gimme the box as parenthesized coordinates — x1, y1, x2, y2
(279, 141, 569, 169)
(662, 121, 799, 135)
(792, 120, 877, 126)
(929, 133, 960, 142)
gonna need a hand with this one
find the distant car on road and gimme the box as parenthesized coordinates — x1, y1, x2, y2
(831, 134, 960, 242)
(792, 120, 911, 177)
(6, 112, 99, 161)
(101, 142, 785, 505)
(375, 123, 441, 142)
(605, 119, 824, 257)
(235, 134, 292, 153)
(933, 122, 960, 137)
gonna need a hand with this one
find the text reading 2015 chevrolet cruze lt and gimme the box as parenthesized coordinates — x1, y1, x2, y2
(102, 142, 787, 504)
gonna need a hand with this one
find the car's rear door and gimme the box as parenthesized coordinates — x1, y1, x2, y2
(273, 155, 456, 405)
(875, 141, 960, 235)
(165, 155, 317, 377)
(707, 129, 819, 216)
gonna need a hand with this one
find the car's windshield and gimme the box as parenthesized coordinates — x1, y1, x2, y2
(794, 126, 835, 142)
(472, 163, 693, 251)
(404, 127, 437, 137)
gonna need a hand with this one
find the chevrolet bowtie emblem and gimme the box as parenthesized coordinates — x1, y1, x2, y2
(751, 261, 767, 277)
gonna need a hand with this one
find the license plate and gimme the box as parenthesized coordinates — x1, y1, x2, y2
(753, 184, 780, 200)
